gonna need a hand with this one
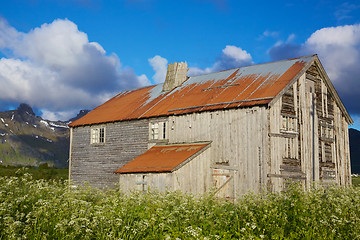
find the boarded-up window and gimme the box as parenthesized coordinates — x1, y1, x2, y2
(321, 125, 333, 139)
(136, 175, 147, 192)
(281, 87, 295, 115)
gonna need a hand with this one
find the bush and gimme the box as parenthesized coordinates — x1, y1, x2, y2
(0, 174, 359, 239)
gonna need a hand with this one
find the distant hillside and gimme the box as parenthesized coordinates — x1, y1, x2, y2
(0, 104, 89, 168)
(349, 128, 360, 174)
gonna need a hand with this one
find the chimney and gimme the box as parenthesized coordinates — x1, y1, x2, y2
(162, 62, 188, 92)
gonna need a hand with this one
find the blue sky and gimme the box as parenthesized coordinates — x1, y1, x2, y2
(0, 0, 360, 129)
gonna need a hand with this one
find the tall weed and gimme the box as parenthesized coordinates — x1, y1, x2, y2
(0, 174, 359, 239)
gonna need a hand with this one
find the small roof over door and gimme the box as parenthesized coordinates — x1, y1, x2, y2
(115, 142, 210, 174)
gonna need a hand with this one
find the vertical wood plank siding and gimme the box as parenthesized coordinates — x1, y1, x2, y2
(268, 63, 351, 191)
(168, 107, 268, 196)
(119, 148, 211, 194)
(70, 119, 149, 189)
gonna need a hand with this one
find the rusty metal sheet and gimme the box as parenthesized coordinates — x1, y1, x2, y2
(69, 55, 314, 127)
(115, 143, 210, 174)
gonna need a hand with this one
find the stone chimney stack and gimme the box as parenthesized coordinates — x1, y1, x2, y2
(162, 62, 188, 92)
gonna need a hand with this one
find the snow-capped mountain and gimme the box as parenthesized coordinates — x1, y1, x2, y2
(0, 103, 89, 167)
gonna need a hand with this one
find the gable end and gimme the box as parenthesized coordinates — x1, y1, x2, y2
(269, 55, 352, 125)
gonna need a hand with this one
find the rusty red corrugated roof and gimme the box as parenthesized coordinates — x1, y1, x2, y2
(114, 142, 210, 174)
(69, 55, 315, 127)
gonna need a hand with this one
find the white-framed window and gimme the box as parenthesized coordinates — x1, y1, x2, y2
(150, 121, 167, 140)
(151, 122, 159, 140)
(91, 127, 105, 144)
(281, 115, 297, 133)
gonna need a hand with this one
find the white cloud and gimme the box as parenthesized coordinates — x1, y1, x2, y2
(222, 45, 252, 63)
(148, 55, 168, 83)
(137, 74, 151, 87)
(305, 25, 360, 83)
(149, 46, 254, 78)
(41, 109, 78, 122)
(263, 30, 279, 38)
(187, 66, 212, 76)
(0, 18, 147, 120)
(306, 25, 360, 47)
(188, 45, 253, 76)
(268, 24, 360, 119)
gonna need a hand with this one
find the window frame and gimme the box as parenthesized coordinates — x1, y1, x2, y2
(149, 120, 168, 141)
(90, 126, 106, 144)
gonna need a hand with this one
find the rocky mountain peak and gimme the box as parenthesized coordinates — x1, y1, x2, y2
(0, 103, 70, 167)
(17, 103, 35, 116)
(68, 109, 90, 123)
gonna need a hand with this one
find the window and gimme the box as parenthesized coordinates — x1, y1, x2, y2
(150, 121, 167, 140)
(136, 175, 147, 192)
(91, 127, 105, 144)
(281, 115, 297, 133)
(151, 123, 159, 139)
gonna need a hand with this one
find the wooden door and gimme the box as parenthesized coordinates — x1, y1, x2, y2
(212, 169, 233, 199)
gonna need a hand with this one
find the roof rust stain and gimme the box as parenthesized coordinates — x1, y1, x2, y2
(114, 143, 210, 174)
(69, 56, 313, 127)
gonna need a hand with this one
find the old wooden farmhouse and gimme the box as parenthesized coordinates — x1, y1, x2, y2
(68, 54, 352, 197)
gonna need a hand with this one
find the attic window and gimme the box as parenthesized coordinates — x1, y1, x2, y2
(151, 123, 159, 139)
(150, 121, 167, 140)
(91, 127, 105, 144)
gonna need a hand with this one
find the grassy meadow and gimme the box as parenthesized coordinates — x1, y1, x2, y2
(352, 175, 360, 187)
(0, 170, 359, 239)
(0, 165, 68, 180)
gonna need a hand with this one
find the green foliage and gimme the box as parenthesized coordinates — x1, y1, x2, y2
(0, 142, 39, 166)
(352, 176, 360, 187)
(0, 174, 359, 239)
(0, 165, 68, 180)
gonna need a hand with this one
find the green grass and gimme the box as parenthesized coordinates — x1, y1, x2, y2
(0, 173, 359, 239)
(0, 165, 68, 180)
(352, 175, 360, 187)
(0, 142, 39, 166)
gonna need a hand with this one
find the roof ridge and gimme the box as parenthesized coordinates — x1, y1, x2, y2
(188, 54, 317, 78)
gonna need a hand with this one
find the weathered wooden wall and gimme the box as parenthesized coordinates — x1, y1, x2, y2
(119, 147, 211, 194)
(167, 107, 268, 196)
(70, 119, 149, 189)
(268, 63, 351, 191)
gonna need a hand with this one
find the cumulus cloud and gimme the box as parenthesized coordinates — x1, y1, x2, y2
(0, 18, 147, 120)
(188, 45, 253, 76)
(149, 45, 253, 79)
(148, 55, 168, 83)
(268, 24, 360, 119)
